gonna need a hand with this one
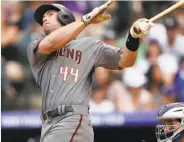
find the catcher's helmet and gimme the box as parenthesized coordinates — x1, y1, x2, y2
(34, 4, 76, 26)
(156, 102, 184, 142)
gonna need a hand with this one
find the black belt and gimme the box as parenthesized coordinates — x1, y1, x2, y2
(41, 106, 73, 121)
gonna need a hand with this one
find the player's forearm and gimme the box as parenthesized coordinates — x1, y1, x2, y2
(118, 32, 139, 68)
(118, 47, 138, 68)
(49, 21, 86, 48)
(39, 21, 86, 53)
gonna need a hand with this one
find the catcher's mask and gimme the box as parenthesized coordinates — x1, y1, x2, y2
(156, 118, 182, 141)
(156, 103, 184, 142)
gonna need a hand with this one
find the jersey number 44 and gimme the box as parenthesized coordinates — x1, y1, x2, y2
(60, 66, 79, 82)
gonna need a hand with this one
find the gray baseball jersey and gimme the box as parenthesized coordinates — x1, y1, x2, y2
(27, 37, 121, 112)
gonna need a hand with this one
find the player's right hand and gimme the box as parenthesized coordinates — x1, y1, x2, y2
(81, 0, 113, 25)
(130, 18, 154, 38)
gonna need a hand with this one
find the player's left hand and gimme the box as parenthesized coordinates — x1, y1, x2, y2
(130, 18, 154, 38)
(81, 0, 112, 25)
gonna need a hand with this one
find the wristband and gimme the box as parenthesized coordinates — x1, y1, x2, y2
(126, 32, 140, 51)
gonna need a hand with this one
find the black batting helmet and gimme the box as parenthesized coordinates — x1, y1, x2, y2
(34, 4, 76, 26)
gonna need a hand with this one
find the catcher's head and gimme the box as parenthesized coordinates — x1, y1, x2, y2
(34, 4, 76, 34)
(156, 103, 184, 142)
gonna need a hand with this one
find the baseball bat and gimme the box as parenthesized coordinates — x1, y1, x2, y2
(134, 0, 184, 34)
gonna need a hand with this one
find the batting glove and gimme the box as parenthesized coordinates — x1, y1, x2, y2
(81, 0, 112, 26)
(130, 18, 154, 38)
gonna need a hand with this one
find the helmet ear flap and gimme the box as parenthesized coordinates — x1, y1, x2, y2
(57, 11, 71, 25)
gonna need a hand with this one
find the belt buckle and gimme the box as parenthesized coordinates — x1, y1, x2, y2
(44, 108, 52, 120)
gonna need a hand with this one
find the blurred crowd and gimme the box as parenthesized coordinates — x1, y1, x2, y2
(2, 1, 184, 113)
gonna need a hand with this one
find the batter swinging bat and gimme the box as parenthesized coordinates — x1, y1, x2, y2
(134, 0, 184, 34)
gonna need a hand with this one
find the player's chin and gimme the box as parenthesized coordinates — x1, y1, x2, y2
(43, 27, 51, 35)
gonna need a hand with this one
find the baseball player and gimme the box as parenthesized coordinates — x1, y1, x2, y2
(156, 102, 184, 142)
(27, 1, 153, 142)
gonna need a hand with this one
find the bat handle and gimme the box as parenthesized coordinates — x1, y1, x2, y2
(133, 19, 153, 34)
(133, 26, 141, 34)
